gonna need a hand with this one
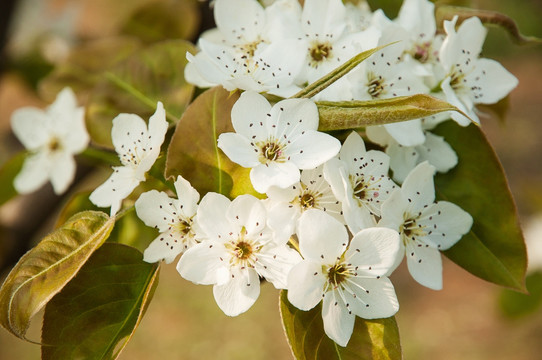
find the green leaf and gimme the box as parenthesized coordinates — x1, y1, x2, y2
(41, 243, 160, 360)
(0, 152, 26, 206)
(499, 271, 542, 318)
(120, 0, 200, 43)
(86, 40, 196, 147)
(0, 211, 115, 340)
(165, 87, 259, 198)
(435, 5, 542, 45)
(433, 122, 527, 291)
(279, 291, 402, 360)
(38, 37, 142, 102)
(316, 95, 467, 131)
(292, 44, 390, 99)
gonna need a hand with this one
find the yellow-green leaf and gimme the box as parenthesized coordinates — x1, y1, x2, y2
(0, 211, 115, 341)
(279, 291, 402, 360)
(434, 122, 527, 291)
(41, 243, 159, 360)
(165, 87, 259, 198)
(316, 95, 467, 131)
(292, 44, 390, 99)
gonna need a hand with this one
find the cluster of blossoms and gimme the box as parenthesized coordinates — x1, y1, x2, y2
(9, 0, 518, 348)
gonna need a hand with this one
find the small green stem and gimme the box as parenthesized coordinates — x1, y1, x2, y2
(115, 205, 134, 221)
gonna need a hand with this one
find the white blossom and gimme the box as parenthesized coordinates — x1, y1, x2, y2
(135, 175, 200, 264)
(89, 102, 168, 216)
(10, 87, 89, 195)
(288, 209, 400, 346)
(324, 132, 397, 232)
(379, 162, 473, 290)
(218, 91, 341, 194)
(439, 16, 519, 125)
(177, 193, 302, 316)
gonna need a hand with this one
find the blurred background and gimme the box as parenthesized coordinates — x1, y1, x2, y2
(0, 0, 541, 359)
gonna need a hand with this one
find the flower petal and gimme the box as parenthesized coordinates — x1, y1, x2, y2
(89, 166, 140, 216)
(49, 151, 76, 195)
(401, 161, 436, 214)
(196, 192, 234, 241)
(231, 91, 271, 140)
(465, 58, 519, 105)
(347, 277, 399, 319)
(177, 240, 229, 285)
(297, 209, 348, 262)
(287, 260, 326, 311)
(286, 130, 341, 169)
(418, 131, 458, 174)
(322, 290, 355, 347)
(13, 152, 50, 194)
(214, 0, 265, 44)
(405, 240, 443, 290)
(419, 201, 473, 250)
(10, 108, 49, 150)
(143, 230, 186, 264)
(226, 194, 267, 236)
(173, 175, 200, 217)
(213, 267, 261, 316)
(250, 161, 300, 193)
(384, 119, 425, 147)
(347, 228, 401, 277)
(135, 190, 176, 231)
(217, 133, 261, 168)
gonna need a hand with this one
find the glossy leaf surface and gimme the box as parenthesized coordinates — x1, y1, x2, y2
(279, 291, 402, 360)
(0, 211, 114, 340)
(42, 243, 160, 360)
(434, 122, 527, 291)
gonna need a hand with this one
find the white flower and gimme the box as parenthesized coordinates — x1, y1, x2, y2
(135, 175, 200, 264)
(184, 0, 304, 96)
(266, 164, 344, 240)
(439, 16, 519, 125)
(89, 102, 168, 216)
(287, 209, 400, 347)
(177, 193, 302, 316)
(218, 91, 341, 194)
(379, 162, 473, 290)
(10, 87, 89, 195)
(324, 132, 397, 232)
(366, 115, 458, 183)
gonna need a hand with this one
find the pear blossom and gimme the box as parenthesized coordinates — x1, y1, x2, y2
(135, 175, 200, 264)
(10, 87, 89, 195)
(184, 0, 304, 96)
(266, 164, 344, 240)
(439, 16, 519, 125)
(287, 209, 400, 346)
(379, 162, 473, 290)
(218, 91, 341, 194)
(177, 193, 302, 316)
(366, 115, 458, 183)
(89, 102, 168, 216)
(324, 132, 397, 231)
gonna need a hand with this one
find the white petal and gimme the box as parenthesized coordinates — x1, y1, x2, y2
(365, 125, 391, 147)
(214, 0, 265, 44)
(49, 151, 76, 194)
(287, 260, 326, 311)
(196, 192, 233, 241)
(323, 157, 349, 202)
(11, 108, 49, 150)
(231, 91, 271, 140)
(419, 201, 473, 250)
(302, 0, 347, 39)
(297, 209, 348, 262)
(213, 268, 260, 316)
(217, 133, 260, 168)
(173, 175, 200, 217)
(184, 59, 216, 88)
(266, 201, 298, 244)
(143, 231, 186, 264)
(401, 162, 436, 213)
(176, 241, 229, 285)
(347, 228, 401, 276)
(441, 77, 476, 126)
(286, 131, 341, 169)
(226, 194, 266, 236)
(342, 202, 376, 234)
(418, 131, 458, 173)
(89, 166, 140, 216)
(13, 152, 50, 194)
(322, 290, 355, 347)
(257, 245, 302, 289)
(347, 277, 399, 319)
(135, 190, 175, 231)
(405, 241, 443, 290)
(111, 113, 148, 159)
(388, 142, 419, 183)
(383, 119, 425, 147)
(250, 161, 300, 193)
(466, 58, 518, 105)
(61, 106, 88, 153)
(270, 98, 319, 136)
(340, 131, 366, 160)
(379, 189, 407, 232)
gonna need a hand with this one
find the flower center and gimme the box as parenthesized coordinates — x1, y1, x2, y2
(48, 137, 61, 152)
(400, 217, 427, 242)
(234, 240, 253, 260)
(367, 73, 386, 98)
(238, 40, 262, 58)
(326, 263, 351, 289)
(299, 192, 316, 210)
(257, 139, 285, 164)
(353, 180, 367, 200)
(310, 42, 332, 63)
(173, 218, 192, 236)
(410, 42, 433, 63)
